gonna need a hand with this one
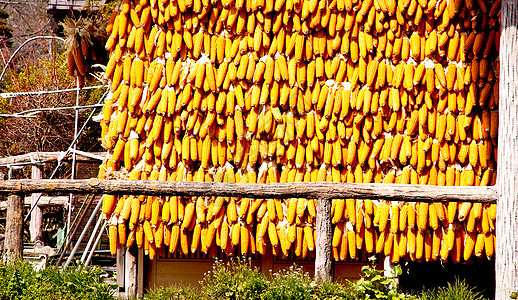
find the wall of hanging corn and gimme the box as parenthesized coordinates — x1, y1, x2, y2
(99, 0, 500, 263)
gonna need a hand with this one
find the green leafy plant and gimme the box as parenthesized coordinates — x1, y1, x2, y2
(146, 260, 352, 300)
(262, 265, 352, 300)
(417, 278, 488, 300)
(261, 265, 316, 300)
(347, 257, 410, 300)
(316, 279, 354, 300)
(200, 258, 267, 300)
(0, 260, 116, 300)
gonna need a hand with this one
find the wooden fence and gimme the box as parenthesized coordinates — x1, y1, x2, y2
(0, 178, 499, 287)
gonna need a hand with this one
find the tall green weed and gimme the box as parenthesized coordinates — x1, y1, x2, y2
(418, 278, 488, 300)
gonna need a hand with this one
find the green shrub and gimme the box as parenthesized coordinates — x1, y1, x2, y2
(262, 265, 352, 300)
(200, 258, 268, 300)
(144, 259, 352, 300)
(261, 265, 316, 300)
(316, 279, 354, 300)
(0, 260, 115, 300)
(417, 278, 488, 300)
(144, 259, 492, 300)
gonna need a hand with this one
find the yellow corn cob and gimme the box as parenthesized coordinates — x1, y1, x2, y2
(304, 225, 315, 251)
(109, 224, 119, 255)
(484, 232, 494, 259)
(378, 202, 390, 232)
(417, 202, 428, 232)
(390, 204, 399, 234)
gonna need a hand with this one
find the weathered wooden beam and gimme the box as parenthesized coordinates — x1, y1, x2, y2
(496, 0, 518, 297)
(3, 194, 23, 260)
(0, 151, 106, 166)
(0, 179, 498, 203)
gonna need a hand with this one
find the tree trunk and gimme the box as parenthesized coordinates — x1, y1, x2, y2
(4, 194, 23, 260)
(315, 198, 333, 282)
(496, 0, 518, 298)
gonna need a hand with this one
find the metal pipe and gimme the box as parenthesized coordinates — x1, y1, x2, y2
(0, 104, 104, 118)
(0, 36, 66, 92)
(56, 194, 96, 266)
(62, 195, 103, 269)
(85, 221, 106, 267)
(0, 85, 105, 99)
(80, 214, 103, 263)
(67, 77, 81, 246)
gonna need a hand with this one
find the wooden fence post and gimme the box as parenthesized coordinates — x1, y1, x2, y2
(315, 198, 333, 282)
(115, 244, 138, 298)
(124, 246, 137, 297)
(137, 248, 144, 298)
(497, 0, 518, 298)
(4, 194, 24, 260)
(30, 165, 43, 243)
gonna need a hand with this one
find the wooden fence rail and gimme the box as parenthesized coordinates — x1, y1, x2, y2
(0, 178, 498, 202)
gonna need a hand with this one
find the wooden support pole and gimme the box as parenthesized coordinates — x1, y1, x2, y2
(137, 248, 144, 298)
(116, 246, 125, 293)
(124, 246, 137, 297)
(315, 198, 333, 282)
(3, 194, 23, 260)
(30, 165, 43, 243)
(496, 0, 518, 297)
(115, 244, 137, 298)
(0, 179, 498, 203)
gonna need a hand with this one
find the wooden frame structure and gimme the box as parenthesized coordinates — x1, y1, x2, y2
(0, 179, 499, 295)
(0, 151, 104, 244)
(0, 1, 516, 297)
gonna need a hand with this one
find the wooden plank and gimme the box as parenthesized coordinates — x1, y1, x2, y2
(0, 179, 498, 203)
(0, 196, 69, 210)
(3, 194, 23, 260)
(30, 165, 43, 243)
(496, 0, 518, 297)
(47, 0, 106, 10)
(315, 198, 333, 281)
(0, 151, 106, 166)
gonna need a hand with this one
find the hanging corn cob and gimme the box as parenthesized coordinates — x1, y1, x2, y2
(63, 15, 108, 87)
(100, 0, 499, 263)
